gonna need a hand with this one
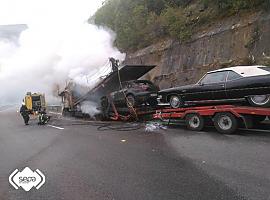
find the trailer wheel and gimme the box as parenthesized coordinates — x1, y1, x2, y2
(214, 112, 238, 134)
(185, 113, 205, 131)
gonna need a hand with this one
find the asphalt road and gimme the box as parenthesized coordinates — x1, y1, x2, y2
(0, 106, 270, 200)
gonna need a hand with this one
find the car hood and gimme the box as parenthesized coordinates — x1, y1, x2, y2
(159, 84, 196, 94)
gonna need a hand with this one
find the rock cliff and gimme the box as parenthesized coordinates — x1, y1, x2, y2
(124, 12, 270, 89)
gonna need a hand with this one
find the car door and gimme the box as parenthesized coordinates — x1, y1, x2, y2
(194, 71, 228, 101)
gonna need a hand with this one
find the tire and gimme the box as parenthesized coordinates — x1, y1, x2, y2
(213, 112, 238, 134)
(148, 99, 158, 107)
(247, 95, 270, 107)
(169, 95, 184, 109)
(126, 94, 136, 107)
(185, 113, 205, 131)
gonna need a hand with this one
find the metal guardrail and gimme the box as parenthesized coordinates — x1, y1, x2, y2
(47, 105, 62, 113)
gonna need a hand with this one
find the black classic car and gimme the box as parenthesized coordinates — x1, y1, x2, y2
(102, 80, 159, 108)
(159, 66, 270, 108)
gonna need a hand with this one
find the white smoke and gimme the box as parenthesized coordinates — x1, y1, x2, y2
(0, 0, 125, 106)
(80, 101, 100, 117)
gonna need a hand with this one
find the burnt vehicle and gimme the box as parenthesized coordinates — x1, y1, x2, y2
(102, 80, 159, 108)
(159, 65, 270, 108)
(60, 61, 157, 116)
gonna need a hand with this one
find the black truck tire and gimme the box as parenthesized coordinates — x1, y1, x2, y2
(185, 113, 205, 131)
(214, 112, 238, 134)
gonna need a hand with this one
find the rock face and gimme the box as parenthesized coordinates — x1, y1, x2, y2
(124, 12, 270, 89)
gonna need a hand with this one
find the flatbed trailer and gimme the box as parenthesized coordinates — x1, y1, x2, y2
(153, 105, 270, 134)
(104, 97, 270, 134)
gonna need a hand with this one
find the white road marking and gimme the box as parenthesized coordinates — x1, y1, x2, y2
(47, 125, 65, 130)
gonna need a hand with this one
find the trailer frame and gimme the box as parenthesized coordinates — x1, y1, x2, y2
(152, 105, 270, 134)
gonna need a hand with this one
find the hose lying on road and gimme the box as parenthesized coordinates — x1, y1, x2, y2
(97, 123, 143, 131)
(48, 118, 143, 132)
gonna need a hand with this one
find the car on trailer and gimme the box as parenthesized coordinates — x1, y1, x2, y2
(108, 80, 159, 108)
(159, 65, 270, 108)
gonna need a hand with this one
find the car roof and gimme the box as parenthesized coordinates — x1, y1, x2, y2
(208, 65, 270, 77)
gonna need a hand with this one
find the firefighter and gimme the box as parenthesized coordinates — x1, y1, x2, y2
(38, 109, 50, 125)
(20, 102, 30, 125)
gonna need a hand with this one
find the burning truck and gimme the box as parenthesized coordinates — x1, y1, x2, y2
(59, 59, 157, 117)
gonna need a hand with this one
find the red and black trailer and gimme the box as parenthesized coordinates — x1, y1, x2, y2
(105, 95, 270, 134)
(153, 105, 270, 134)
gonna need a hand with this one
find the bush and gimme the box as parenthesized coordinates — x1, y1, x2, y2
(161, 7, 192, 41)
(209, 0, 269, 13)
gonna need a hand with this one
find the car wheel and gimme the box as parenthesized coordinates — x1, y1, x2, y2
(247, 95, 270, 107)
(126, 94, 136, 107)
(185, 113, 205, 131)
(169, 95, 184, 109)
(213, 112, 238, 134)
(148, 99, 158, 107)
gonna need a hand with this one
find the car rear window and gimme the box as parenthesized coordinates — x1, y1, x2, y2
(259, 67, 270, 72)
(227, 71, 242, 81)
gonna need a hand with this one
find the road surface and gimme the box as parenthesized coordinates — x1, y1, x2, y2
(0, 106, 270, 200)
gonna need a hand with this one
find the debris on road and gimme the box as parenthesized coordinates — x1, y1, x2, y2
(145, 122, 167, 132)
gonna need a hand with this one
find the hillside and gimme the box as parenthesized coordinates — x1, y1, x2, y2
(93, 0, 270, 51)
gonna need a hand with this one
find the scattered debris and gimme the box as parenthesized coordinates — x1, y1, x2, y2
(145, 122, 167, 132)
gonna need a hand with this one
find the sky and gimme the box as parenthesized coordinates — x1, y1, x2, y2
(0, 0, 103, 25)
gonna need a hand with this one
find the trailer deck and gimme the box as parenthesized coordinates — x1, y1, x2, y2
(108, 104, 270, 134)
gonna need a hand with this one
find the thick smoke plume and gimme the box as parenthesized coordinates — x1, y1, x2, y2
(0, 0, 125, 107)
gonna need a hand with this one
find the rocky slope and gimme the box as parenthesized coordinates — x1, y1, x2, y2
(124, 12, 270, 89)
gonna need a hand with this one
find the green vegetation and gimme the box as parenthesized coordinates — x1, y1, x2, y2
(93, 0, 270, 51)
